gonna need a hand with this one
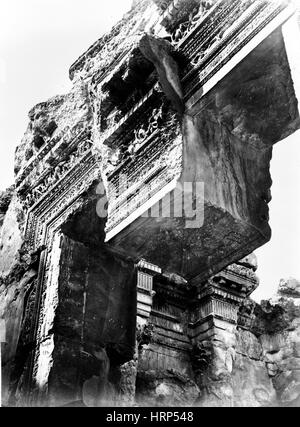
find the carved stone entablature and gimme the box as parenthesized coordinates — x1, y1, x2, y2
(91, 1, 298, 286)
(24, 150, 101, 252)
(42, 0, 292, 288)
(90, 41, 140, 90)
(16, 122, 91, 189)
(102, 100, 182, 241)
(68, 1, 160, 83)
(213, 263, 259, 297)
(12, 2, 298, 302)
(161, 0, 215, 42)
(18, 137, 93, 212)
(169, 0, 294, 104)
(97, 47, 156, 131)
(98, 84, 163, 149)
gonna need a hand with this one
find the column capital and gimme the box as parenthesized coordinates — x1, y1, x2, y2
(136, 260, 161, 320)
(189, 258, 259, 341)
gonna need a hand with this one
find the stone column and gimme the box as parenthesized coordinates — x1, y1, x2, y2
(189, 257, 258, 407)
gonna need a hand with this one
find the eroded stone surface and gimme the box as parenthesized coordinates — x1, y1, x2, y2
(136, 369, 200, 407)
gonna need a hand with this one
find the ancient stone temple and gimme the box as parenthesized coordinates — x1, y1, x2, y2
(0, 0, 300, 407)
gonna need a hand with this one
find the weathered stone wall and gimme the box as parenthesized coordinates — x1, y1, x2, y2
(255, 279, 300, 406)
(0, 189, 36, 405)
(46, 235, 137, 407)
(233, 278, 300, 407)
(136, 277, 199, 406)
(134, 277, 300, 407)
(1, 230, 137, 407)
(232, 329, 276, 407)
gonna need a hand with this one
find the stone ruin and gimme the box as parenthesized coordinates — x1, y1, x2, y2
(0, 0, 300, 407)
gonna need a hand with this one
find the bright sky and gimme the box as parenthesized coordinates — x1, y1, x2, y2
(0, 0, 132, 189)
(0, 0, 299, 301)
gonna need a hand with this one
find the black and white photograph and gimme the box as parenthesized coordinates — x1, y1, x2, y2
(0, 0, 300, 410)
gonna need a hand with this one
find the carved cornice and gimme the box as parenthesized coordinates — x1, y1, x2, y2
(138, 259, 162, 275)
(19, 139, 93, 212)
(69, 21, 133, 81)
(172, 0, 293, 102)
(167, 0, 217, 44)
(16, 123, 91, 188)
(213, 263, 259, 297)
(104, 103, 182, 239)
(98, 84, 162, 148)
(195, 282, 244, 304)
(24, 149, 101, 252)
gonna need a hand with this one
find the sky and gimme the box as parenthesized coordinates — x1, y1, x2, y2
(0, 0, 132, 189)
(0, 0, 299, 301)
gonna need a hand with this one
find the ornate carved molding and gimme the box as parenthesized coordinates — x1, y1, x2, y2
(102, 102, 182, 240)
(175, 0, 293, 102)
(18, 137, 102, 401)
(16, 123, 90, 188)
(24, 150, 100, 251)
(19, 139, 93, 211)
